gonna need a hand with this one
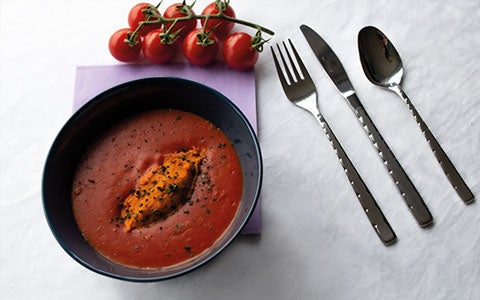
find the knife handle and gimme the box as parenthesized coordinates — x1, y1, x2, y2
(352, 100, 433, 227)
(392, 87, 475, 204)
(316, 113, 397, 245)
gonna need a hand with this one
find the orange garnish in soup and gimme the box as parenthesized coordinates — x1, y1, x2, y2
(121, 148, 206, 231)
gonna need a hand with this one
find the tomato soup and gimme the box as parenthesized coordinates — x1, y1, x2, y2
(71, 109, 243, 269)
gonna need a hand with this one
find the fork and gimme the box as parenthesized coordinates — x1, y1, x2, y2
(271, 39, 397, 245)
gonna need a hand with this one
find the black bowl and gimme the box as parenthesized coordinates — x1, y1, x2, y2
(42, 77, 262, 281)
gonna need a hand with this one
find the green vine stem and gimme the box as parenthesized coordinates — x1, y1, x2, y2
(126, 1, 275, 48)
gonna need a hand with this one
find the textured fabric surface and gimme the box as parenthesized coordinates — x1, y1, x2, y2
(1, 0, 479, 299)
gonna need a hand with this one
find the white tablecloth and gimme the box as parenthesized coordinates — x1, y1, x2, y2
(1, 0, 479, 299)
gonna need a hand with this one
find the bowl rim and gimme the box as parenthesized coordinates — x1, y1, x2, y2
(42, 76, 263, 281)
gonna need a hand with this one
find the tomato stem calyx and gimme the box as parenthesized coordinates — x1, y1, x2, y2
(161, 19, 183, 45)
(214, 0, 229, 14)
(251, 30, 270, 52)
(196, 24, 217, 47)
(124, 32, 140, 47)
(178, 0, 196, 16)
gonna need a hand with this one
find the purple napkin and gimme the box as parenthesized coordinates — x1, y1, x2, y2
(73, 62, 261, 234)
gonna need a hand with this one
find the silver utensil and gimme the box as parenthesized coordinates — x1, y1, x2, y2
(358, 26, 475, 204)
(271, 39, 397, 245)
(300, 24, 434, 227)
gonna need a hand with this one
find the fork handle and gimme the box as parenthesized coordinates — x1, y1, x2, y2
(317, 114, 397, 245)
(352, 100, 433, 227)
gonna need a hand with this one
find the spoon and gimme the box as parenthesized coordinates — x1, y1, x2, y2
(357, 26, 474, 204)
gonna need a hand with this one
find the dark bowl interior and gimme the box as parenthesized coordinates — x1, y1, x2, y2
(42, 77, 262, 281)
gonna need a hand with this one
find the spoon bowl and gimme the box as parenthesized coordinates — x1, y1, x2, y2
(358, 26, 404, 89)
(357, 26, 474, 204)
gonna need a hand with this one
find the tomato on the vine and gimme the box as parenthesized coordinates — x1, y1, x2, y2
(109, 28, 142, 62)
(222, 32, 258, 71)
(109, 1, 274, 69)
(182, 29, 219, 66)
(163, 3, 197, 40)
(142, 29, 179, 64)
(128, 3, 162, 36)
(200, 2, 236, 40)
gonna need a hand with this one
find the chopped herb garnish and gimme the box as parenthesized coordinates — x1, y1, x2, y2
(167, 183, 178, 193)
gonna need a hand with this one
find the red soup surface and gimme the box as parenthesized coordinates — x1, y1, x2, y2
(71, 109, 243, 269)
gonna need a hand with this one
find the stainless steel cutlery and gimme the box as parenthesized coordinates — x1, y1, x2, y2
(271, 39, 397, 245)
(300, 24, 433, 227)
(271, 24, 476, 243)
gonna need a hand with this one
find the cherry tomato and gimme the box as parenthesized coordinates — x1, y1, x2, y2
(182, 29, 219, 66)
(109, 28, 141, 62)
(128, 3, 162, 36)
(142, 29, 179, 64)
(200, 2, 236, 40)
(222, 32, 259, 71)
(163, 3, 197, 40)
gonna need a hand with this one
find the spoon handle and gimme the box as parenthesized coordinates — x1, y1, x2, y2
(314, 113, 397, 245)
(392, 87, 475, 204)
(349, 94, 434, 227)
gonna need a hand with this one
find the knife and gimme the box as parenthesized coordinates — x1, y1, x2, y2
(300, 24, 433, 227)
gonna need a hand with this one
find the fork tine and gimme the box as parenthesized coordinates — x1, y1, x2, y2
(282, 39, 302, 82)
(277, 44, 294, 84)
(276, 43, 295, 85)
(270, 45, 290, 91)
(287, 39, 311, 83)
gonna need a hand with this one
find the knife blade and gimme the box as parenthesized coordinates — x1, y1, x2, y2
(300, 24, 362, 111)
(300, 24, 433, 227)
